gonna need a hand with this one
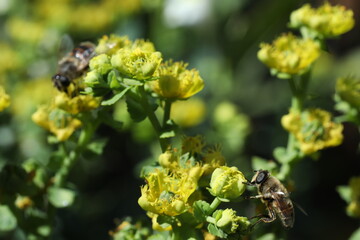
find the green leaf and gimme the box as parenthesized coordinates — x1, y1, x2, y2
(207, 223, 227, 238)
(126, 96, 147, 122)
(86, 138, 108, 155)
(123, 78, 144, 86)
(159, 130, 175, 139)
(194, 200, 211, 222)
(251, 156, 277, 172)
(47, 187, 76, 208)
(337, 185, 351, 203)
(0, 205, 17, 231)
(102, 87, 132, 106)
(273, 147, 298, 164)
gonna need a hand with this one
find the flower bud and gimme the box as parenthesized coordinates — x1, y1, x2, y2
(89, 54, 112, 75)
(213, 209, 250, 234)
(208, 166, 246, 201)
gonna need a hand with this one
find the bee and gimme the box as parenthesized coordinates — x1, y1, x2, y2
(52, 39, 96, 93)
(246, 170, 295, 228)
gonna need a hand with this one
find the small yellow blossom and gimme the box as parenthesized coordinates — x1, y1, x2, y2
(158, 148, 180, 170)
(111, 48, 162, 80)
(0, 86, 10, 112)
(32, 106, 82, 141)
(258, 33, 320, 75)
(96, 35, 132, 55)
(336, 77, 360, 109)
(54, 92, 100, 114)
(290, 3, 354, 38)
(281, 108, 343, 155)
(149, 60, 204, 99)
(171, 98, 206, 128)
(138, 169, 197, 216)
(209, 166, 246, 201)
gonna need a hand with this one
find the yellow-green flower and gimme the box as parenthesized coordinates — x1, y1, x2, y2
(111, 48, 162, 80)
(0, 86, 10, 112)
(258, 33, 320, 76)
(282, 109, 343, 155)
(171, 98, 206, 128)
(149, 60, 204, 99)
(346, 177, 360, 218)
(95, 35, 132, 55)
(54, 92, 101, 114)
(89, 54, 112, 75)
(138, 169, 197, 216)
(213, 209, 250, 234)
(290, 3, 354, 39)
(208, 166, 246, 201)
(32, 106, 82, 141)
(336, 76, 360, 109)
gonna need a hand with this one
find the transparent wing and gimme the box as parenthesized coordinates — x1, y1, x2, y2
(58, 34, 74, 60)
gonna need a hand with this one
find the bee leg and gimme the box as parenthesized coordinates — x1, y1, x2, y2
(250, 209, 276, 230)
(245, 194, 264, 200)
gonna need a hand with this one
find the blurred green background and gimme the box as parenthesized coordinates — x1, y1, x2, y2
(0, 0, 359, 239)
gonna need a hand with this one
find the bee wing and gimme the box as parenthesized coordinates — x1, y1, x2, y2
(272, 192, 295, 228)
(58, 34, 74, 60)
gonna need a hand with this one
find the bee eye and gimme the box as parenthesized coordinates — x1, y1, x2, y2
(256, 171, 267, 184)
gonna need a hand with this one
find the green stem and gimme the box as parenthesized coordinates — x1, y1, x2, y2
(138, 85, 168, 152)
(209, 197, 222, 214)
(163, 99, 172, 127)
(53, 121, 98, 187)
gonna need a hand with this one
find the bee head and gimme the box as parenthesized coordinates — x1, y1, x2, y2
(251, 170, 269, 185)
(52, 74, 70, 91)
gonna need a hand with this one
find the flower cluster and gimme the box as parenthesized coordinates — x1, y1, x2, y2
(281, 109, 343, 155)
(32, 92, 100, 141)
(289, 3, 354, 39)
(138, 169, 198, 216)
(32, 106, 82, 141)
(258, 33, 320, 76)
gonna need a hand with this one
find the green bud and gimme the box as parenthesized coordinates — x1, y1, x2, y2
(208, 166, 246, 201)
(89, 54, 112, 75)
(213, 209, 250, 234)
(84, 71, 103, 87)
